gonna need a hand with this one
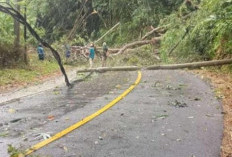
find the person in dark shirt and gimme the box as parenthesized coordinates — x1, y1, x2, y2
(102, 42, 108, 67)
(64, 44, 71, 63)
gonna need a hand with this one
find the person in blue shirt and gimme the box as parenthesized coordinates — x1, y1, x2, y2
(37, 44, 45, 60)
(89, 43, 95, 68)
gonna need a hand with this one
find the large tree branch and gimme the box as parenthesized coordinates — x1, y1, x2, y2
(168, 26, 190, 56)
(95, 22, 120, 44)
(141, 27, 165, 40)
(67, 1, 87, 40)
(112, 37, 162, 56)
(0, 3, 71, 86)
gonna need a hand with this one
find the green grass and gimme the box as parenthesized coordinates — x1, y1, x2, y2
(0, 53, 60, 86)
(8, 144, 42, 157)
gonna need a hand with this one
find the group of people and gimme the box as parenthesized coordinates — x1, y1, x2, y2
(88, 42, 108, 68)
(37, 42, 108, 68)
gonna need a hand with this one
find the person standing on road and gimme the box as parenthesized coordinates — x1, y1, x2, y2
(37, 43, 45, 60)
(102, 42, 108, 67)
(64, 44, 71, 63)
(89, 43, 95, 68)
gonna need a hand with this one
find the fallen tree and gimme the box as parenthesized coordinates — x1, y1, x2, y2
(77, 66, 140, 73)
(147, 58, 232, 70)
(112, 37, 162, 56)
(0, 3, 71, 86)
(77, 59, 232, 73)
(68, 25, 164, 59)
(141, 26, 165, 40)
(68, 22, 120, 61)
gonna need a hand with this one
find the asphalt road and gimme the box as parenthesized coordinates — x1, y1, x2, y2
(0, 70, 223, 157)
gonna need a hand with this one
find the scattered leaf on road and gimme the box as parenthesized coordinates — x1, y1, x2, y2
(53, 91, 60, 95)
(153, 115, 168, 121)
(8, 109, 16, 114)
(194, 97, 201, 101)
(33, 133, 51, 140)
(10, 118, 22, 123)
(166, 85, 175, 90)
(206, 114, 214, 117)
(18, 153, 25, 157)
(115, 85, 121, 89)
(0, 132, 9, 137)
(152, 81, 162, 88)
(63, 146, 68, 152)
(168, 100, 187, 108)
(48, 115, 55, 121)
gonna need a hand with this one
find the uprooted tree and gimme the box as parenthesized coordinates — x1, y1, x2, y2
(0, 2, 71, 86)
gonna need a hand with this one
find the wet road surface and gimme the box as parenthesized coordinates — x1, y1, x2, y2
(0, 70, 223, 157)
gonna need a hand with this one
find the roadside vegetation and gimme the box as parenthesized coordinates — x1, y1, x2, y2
(0, 52, 60, 92)
(159, 0, 232, 64)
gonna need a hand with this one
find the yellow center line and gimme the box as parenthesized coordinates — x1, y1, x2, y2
(25, 71, 142, 156)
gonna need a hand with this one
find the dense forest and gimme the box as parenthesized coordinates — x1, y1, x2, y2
(0, 0, 231, 68)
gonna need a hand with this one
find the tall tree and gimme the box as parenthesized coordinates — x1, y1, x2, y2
(23, 4, 28, 64)
(13, 0, 20, 49)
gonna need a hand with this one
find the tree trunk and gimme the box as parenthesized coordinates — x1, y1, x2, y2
(146, 59, 232, 70)
(141, 27, 163, 40)
(77, 59, 232, 73)
(23, 5, 28, 64)
(95, 22, 120, 44)
(112, 37, 162, 56)
(168, 26, 190, 56)
(67, 1, 87, 40)
(77, 66, 140, 73)
(14, 0, 20, 49)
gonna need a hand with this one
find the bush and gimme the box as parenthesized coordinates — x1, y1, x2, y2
(0, 44, 25, 68)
